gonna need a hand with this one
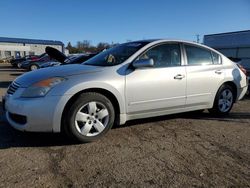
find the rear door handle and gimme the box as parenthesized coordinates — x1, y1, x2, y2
(215, 70, 223, 74)
(174, 74, 185, 80)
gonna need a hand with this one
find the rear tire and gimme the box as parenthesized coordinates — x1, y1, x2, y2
(63, 92, 115, 143)
(209, 84, 234, 115)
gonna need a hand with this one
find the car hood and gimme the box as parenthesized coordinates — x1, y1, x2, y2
(45, 46, 67, 63)
(15, 64, 103, 87)
(40, 61, 61, 68)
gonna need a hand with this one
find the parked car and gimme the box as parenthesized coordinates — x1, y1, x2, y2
(20, 53, 56, 71)
(40, 47, 98, 68)
(64, 53, 98, 64)
(238, 59, 250, 79)
(39, 61, 61, 68)
(10, 55, 39, 68)
(39, 54, 98, 69)
(3, 40, 248, 143)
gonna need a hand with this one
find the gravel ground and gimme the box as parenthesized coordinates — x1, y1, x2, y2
(0, 63, 249, 187)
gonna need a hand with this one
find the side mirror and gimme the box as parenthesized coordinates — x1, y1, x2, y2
(133, 58, 154, 68)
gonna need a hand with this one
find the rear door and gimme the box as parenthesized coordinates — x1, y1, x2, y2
(184, 44, 224, 106)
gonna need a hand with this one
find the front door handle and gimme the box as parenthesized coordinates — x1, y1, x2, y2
(215, 70, 223, 74)
(174, 74, 185, 80)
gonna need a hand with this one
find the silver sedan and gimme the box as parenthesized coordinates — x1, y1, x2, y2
(3, 40, 248, 142)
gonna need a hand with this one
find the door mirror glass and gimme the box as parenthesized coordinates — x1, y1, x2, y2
(133, 58, 154, 68)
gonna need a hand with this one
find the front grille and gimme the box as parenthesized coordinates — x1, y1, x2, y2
(7, 81, 20, 95)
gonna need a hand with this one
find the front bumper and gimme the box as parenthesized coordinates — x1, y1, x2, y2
(4, 93, 68, 132)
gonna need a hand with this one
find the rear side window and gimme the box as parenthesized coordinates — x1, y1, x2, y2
(211, 51, 221, 64)
(185, 45, 213, 65)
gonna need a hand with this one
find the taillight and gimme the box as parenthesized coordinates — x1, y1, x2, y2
(237, 64, 247, 76)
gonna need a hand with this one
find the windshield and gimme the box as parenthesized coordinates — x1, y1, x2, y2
(38, 53, 46, 58)
(64, 54, 97, 64)
(84, 42, 149, 66)
(64, 55, 79, 64)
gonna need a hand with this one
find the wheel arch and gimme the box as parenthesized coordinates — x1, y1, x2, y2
(212, 81, 238, 106)
(221, 81, 237, 102)
(60, 87, 121, 132)
(209, 81, 237, 114)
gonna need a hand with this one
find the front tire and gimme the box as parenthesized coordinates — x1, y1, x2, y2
(30, 64, 39, 71)
(209, 84, 234, 115)
(63, 92, 115, 143)
(17, 62, 22, 68)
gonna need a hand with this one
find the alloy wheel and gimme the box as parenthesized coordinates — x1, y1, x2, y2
(30, 65, 38, 71)
(218, 89, 233, 112)
(74, 101, 109, 137)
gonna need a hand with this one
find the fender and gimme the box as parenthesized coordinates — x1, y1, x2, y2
(51, 80, 126, 132)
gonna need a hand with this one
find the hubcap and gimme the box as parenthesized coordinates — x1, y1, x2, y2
(74, 101, 109, 137)
(218, 89, 233, 112)
(31, 65, 38, 70)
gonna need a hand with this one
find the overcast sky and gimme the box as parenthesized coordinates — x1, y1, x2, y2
(0, 0, 250, 45)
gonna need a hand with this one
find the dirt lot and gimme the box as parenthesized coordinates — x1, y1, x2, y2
(0, 63, 249, 187)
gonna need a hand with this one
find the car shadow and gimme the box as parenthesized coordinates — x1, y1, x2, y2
(0, 81, 12, 88)
(118, 111, 250, 128)
(0, 121, 78, 149)
(243, 94, 250, 100)
(0, 105, 249, 149)
(10, 73, 23, 77)
(0, 69, 26, 72)
(0, 65, 13, 69)
(0, 101, 77, 149)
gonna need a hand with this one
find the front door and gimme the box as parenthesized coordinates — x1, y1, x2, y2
(126, 43, 186, 115)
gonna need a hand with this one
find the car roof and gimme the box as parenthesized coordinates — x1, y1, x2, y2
(134, 39, 207, 47)
(134, 39, 223, 54)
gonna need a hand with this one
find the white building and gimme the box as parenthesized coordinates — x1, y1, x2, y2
(0, 37, 65, 59)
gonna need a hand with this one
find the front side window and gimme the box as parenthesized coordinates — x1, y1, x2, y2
(185, 45, 213, 65)
(138, 43, 181, 67)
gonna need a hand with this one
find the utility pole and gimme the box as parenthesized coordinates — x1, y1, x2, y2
(196, 34, 200, 43)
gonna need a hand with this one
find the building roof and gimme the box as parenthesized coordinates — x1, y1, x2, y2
(204, 30, 250, 37)
(0, 37, 64, 46)
(204, 30, 250, 48)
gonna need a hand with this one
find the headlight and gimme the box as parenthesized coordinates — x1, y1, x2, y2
(21, 77, 66, 98)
